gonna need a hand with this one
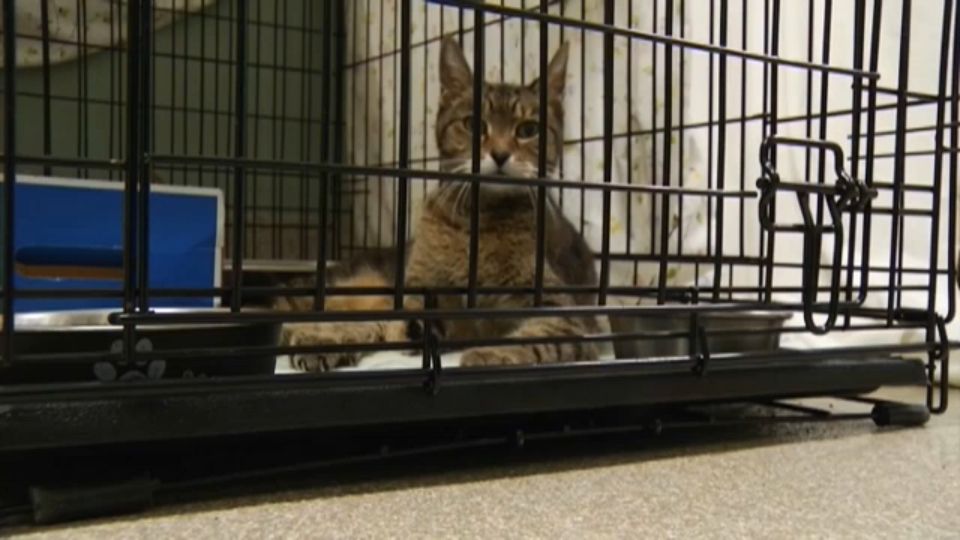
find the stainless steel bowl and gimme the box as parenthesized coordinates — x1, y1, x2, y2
(1, 308, 280, 383)
(608, 309, 792, 360)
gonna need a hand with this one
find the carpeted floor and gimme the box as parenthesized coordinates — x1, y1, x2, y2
(9, 387, 959, 539)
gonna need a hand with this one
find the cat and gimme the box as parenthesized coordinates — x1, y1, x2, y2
(278, 37, 600, 371)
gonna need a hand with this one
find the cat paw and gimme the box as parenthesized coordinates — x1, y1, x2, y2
(282, 323, 360, 372)
(290, 354, 356, 373)
(406, 318, 446, 342)
(461, 346, 537, 367)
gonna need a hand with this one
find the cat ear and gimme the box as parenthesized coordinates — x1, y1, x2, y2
(528, 42, 569, 98)
(440, 37, 473, 95)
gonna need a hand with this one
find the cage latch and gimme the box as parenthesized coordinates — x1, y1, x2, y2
(420, 295, 442, 395)
(756, 137, 877, 335)
(688, 313, 710, 376)
(926, 314, 950, 413)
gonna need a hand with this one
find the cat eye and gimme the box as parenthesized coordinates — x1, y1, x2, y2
(515, 121, 541, 140)
(462, 116, 489, 136)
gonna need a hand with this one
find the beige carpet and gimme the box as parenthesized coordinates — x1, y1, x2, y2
(11, 387, 959, 539)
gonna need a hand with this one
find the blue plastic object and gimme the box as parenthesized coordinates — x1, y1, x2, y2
(1, 176, 222, 313)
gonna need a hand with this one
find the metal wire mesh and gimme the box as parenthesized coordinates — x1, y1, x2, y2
(0, 0, 954, 415)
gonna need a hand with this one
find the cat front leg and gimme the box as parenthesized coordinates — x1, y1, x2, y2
(283, 320, 405, 371)
(279, 270, 408, 372)
(460, 313, 600, 367)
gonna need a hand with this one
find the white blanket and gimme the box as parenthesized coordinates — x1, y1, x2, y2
(0, 0, 214, 68)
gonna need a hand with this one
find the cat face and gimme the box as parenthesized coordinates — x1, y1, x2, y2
(436, 37, 567, 193)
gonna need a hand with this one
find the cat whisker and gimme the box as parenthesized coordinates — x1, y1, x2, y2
(459, 183, 472, 214)
(439, 158, 471, 172)
(437, 181, 459, 200)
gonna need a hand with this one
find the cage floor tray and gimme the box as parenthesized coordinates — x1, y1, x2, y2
(0, 354, 926, 452)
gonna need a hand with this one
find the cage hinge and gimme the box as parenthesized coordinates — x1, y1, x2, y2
(756, 137, 877, 335)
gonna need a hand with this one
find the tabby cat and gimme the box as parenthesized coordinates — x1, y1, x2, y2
(278, 37, 600, 370)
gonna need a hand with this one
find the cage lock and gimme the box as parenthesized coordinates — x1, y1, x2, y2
(756, 137, 877, 335)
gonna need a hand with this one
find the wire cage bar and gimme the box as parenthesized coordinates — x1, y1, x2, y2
(0, 0, 955, 456)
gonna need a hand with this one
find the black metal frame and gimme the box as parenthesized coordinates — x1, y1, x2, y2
(0, 0, 955, 467)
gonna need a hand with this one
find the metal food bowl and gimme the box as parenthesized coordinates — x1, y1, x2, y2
(608, 309, 792, 360)
(0, 308, 280, 384)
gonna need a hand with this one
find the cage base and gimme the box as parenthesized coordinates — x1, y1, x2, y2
(0, 355, 927, 452)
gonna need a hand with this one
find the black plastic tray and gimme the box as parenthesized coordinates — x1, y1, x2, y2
(0, 354, 926, 452)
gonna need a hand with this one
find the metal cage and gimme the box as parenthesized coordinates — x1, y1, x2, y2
(0, 0, 956, 510)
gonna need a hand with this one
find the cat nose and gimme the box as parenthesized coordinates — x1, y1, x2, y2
(491, 151, 511, 167)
